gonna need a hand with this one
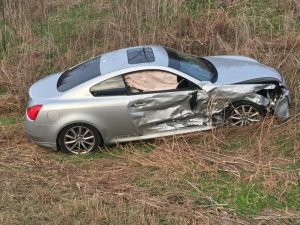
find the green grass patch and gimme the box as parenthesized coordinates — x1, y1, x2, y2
(296, 16, 300, 32)
(181, 0, 214, 19)
(286, 160, 300, 170)
(0, 87, 6, 96)
(233, 184, 278, 215)
(0, 115, 20, 126)
(30, 1, 111, 75)
(32, 3, 110, 52)
(43, 142, 156, 166)
(180, 0, 288, 36)
(132, 170, 287, 216)
(129, 142, 156, 153)
(274, 134, 294, 155)
(222, 136, 251, 151)
(284, 181, 300, 210)
(134, 178, 182, 198)
(228, 0, 287, 35)
(189, 171, 299, 216)
(43, 147, 124, 166)
(0, 29, 14, 59)
(296, 132, 300, 141)
(74, 147, 124, 160)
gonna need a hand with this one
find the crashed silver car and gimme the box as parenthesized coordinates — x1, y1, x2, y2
(25, 46, 290, 154)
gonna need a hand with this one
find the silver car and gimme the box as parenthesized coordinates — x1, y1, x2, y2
(25, 46, 291, 154)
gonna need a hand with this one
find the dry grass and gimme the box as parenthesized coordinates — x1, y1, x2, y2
(0, 0, 300, 224)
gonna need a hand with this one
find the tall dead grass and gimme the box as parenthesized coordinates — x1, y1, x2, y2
(0, 0, 299, 111)
(0, 0, 300, 224)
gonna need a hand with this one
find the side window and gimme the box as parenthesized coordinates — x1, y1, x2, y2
(90, 76, 127, 96)
(123, 70, 199, 94)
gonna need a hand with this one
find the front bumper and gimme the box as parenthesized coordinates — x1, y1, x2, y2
(274, 90, 291, 122)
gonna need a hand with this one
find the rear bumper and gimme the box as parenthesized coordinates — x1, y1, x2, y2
(25, 116, 58, 150)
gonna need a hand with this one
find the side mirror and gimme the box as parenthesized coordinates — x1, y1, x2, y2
(198, 81, 216, 92)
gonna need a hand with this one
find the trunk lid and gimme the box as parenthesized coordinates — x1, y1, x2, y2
(28, 72, 63, 105)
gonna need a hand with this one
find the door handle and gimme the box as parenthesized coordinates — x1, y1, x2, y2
(132, 102, 147, 107)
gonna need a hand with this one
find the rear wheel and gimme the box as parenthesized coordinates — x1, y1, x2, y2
(58, 123, 101, 154)
(226, 101, 266, 126)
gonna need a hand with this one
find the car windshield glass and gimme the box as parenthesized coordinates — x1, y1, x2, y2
(165, 47, 217, 83)
(57, 56, 101, 92)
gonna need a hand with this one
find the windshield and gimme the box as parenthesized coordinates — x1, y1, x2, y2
(164, 47, 217, 83)
(57, 56, 101, 92)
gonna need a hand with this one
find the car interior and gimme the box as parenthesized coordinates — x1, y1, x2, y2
(89, 70, 200, 97)
(124, 70, 199, 93)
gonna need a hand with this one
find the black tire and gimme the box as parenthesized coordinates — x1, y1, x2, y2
(58, 123, 101, 154)
(225, 100, 266, 126)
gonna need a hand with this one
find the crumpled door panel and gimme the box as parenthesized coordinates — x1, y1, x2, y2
(128, 90, 209, 135)
(127, 83, 290, 135)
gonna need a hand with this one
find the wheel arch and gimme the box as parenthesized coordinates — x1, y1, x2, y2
(56, 121, 104, 150)
(225, 99, 267, 120)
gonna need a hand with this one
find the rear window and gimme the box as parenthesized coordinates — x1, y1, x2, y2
(127, 47, 155, 64)
(57, 56, 101, 92)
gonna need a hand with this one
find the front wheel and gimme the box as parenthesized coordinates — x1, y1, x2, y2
(58, 123, 101, 154)
(226, 101, 266, 126)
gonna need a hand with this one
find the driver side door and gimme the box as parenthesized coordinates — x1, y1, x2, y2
(122, 70, 210, 136)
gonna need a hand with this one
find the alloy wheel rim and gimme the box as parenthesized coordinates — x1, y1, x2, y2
(229, 105, 262, 126)
(64, 126, 95, 154)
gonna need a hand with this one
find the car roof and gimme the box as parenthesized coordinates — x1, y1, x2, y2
(100, 45, 169, 74)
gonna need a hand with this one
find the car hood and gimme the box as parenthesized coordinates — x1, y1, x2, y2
(29, 72, 63, 104)
(204, 56, 283, 85)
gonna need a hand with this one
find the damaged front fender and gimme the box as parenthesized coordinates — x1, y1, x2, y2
(208, 83, 290, 123)
(126, 82, 290, 136)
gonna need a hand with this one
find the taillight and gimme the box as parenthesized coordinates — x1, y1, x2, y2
(27, 105, 43, 121)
